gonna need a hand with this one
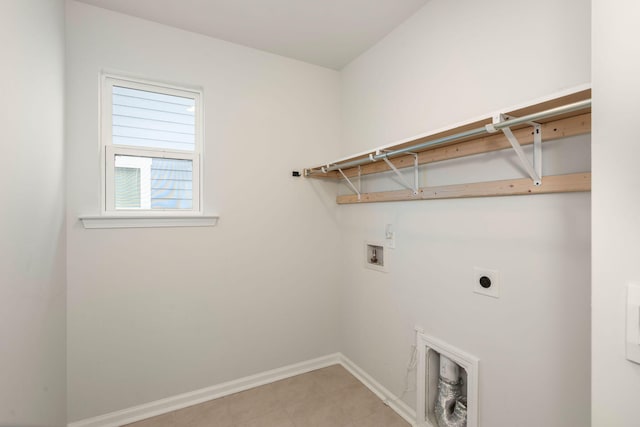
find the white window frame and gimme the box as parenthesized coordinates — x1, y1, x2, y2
(101, 74, 203, 216)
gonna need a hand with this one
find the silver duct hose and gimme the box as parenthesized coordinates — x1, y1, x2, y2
(434, 355, 467, 427)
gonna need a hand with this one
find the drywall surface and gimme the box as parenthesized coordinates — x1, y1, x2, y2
(592, 1, 640, 425)
(65, 1, 341, 421)
(339, 0, 591, 426)
(0, 0, 67, 425)
(341, 0, 591, 155)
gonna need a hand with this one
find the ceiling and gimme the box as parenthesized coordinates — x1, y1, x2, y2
(76, 0, 428, 70)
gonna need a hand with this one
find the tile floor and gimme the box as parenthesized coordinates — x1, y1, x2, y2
(123, 364, 410, 427)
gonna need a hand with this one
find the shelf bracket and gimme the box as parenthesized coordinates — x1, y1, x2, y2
(492, 114, 542, 186)
(533, 123, 542, 183)
(337, 167, 361, 201)
(380, 151, 419, 195)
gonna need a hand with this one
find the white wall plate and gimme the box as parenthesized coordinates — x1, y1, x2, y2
(473, 267, 500, 298)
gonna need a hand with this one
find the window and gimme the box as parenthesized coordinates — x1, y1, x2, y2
(101, 75, 202, 215)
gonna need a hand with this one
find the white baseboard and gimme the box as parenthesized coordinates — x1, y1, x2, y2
(68, 353, 341, 427)
(68, 352, 417, 427)
(339, 354, 417, 426)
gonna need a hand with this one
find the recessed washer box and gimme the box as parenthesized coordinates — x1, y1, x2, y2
(364, 241, 387, 272)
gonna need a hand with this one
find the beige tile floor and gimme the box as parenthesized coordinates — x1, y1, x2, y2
(123, 364, 410, 427)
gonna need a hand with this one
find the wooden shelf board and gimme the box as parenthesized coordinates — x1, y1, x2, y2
(308, 113, 590, 180)
(336, 173, 591, 204)
(505, 89, 591, 122)
(306, 89, 591, 179)
(305, 89, 591, 204)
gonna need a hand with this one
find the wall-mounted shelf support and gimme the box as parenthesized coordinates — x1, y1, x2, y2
(337, 166, 361, 200)
(492, 113, 543, 186)
(381, 151, 419, 194)
(304, 89, 591, 204)
(533, 123, 542, 182)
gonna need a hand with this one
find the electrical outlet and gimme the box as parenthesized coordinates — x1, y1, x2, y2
(386, 231, 396, 249)
(473, 267, 500, 298)
(385, 224, 395, 249)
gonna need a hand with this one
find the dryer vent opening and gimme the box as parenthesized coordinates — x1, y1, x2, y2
(416, 333, 479, 427)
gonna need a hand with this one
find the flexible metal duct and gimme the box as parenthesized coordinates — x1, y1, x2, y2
(434, 355, 467, 427)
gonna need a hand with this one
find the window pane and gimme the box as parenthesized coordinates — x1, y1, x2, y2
(114, 155, 193, 210)
(112, 86, 196, 151)
(150, 158, 193, 209)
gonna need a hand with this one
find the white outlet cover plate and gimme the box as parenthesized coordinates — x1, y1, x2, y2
(473, 267, 500, 298)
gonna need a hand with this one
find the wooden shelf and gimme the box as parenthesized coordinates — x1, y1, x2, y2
(305, 89, 591, 204)
(336, 173, 591, 204)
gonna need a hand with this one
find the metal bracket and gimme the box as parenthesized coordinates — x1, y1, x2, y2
(496, 114, 542, 186)
(532, 123, 542, 183)
(380, 151, 419, 194)
(337, 167, 361, 201)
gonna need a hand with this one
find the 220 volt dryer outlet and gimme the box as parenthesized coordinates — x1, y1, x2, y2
(473, 267, 500, 298)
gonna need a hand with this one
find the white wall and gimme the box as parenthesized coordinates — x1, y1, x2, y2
(65, 1, 342, 421)
(339, 0, 591, 426)
(0, 0, 67, 425)
(592, 1, 640, 426)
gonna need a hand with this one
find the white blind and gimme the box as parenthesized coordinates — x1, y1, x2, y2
(112, 86, 196, 152)
(114, 167, 141, 208)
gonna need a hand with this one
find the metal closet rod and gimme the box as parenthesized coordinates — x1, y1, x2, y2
(319, 99, 591, 173)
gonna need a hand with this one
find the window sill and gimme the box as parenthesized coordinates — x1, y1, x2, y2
(79, 215, 219, 229)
